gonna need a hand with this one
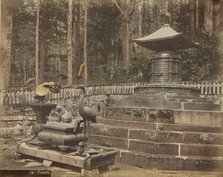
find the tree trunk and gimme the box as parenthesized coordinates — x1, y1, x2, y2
(213, 2, 221, 32)
(73, 3, 83, 81)
(124, 18, 130, 69)
(35, 0, 46, 86)
(58, 56, 62, 83)
(74, 2, 82, 83)
(35, 0, 40, 86)
(23, 58, 27, 86)
(189, 0, 195, 29)
(204, 0, 213, 33)
(0, 0, 13, 90)
(138, 0, 143, 37)
(67, 0, 74, 85)
(83, 0, 88, 84)
(114, 0, 132, 70)
(195, 0, 199, 28)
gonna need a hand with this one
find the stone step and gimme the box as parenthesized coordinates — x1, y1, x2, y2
(104, 107, 223, 127)
(130, 139, 223, 157)
(91, 124, 223, 145)
(115, 98, 221, 111)
(97, 117, 223, 133)
(125, 96, 217, 105)
(118, 150, 223, 171)
(180, 143, 223, 157)
(90, 134, 127, 149)
(91, 143, 223, 171)
(129, 129, 223, 145)
(90, 134, 223, 157)
(90, 121, 223, 171)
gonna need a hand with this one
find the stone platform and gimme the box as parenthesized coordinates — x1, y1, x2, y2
(104, 107, 223, 127)
(115, 84, 221, 111)
(89, 110, 223, 171)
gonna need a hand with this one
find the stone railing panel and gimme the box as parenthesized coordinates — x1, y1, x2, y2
(1, 81, 223, 106)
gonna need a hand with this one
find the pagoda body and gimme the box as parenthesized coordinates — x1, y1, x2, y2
(115, 24, 220, 111)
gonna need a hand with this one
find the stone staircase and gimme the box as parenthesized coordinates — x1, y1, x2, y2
(89, 111, 223, 171)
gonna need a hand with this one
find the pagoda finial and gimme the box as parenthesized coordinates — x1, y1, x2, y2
(165, 12, 171, 25)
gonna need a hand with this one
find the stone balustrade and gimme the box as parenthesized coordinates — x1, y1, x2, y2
(0, 81, 223, 106)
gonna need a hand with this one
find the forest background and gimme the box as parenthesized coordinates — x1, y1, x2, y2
(1, 0, 223, 89)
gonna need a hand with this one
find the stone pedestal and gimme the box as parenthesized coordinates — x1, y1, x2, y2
(29, 103, 56, 134)
(115, 83, 221, 111)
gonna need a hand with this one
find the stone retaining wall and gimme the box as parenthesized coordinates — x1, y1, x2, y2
(0, 116, 35, 137)
(0, 95, 126, 137)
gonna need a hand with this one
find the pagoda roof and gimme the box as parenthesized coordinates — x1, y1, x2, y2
(134, 24, 197, 51)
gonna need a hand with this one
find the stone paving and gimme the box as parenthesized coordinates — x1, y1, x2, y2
(0, 136, 223, 177)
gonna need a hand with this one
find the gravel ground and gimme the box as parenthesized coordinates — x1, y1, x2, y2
(0, 136, 223, 177)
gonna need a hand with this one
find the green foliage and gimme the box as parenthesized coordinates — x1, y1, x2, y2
(89, 49, 152, 84)
(129, 50, 152, 82)
(11, 0, 68, 86)
(88, 61, 130, 84)
(172, 1, 221, 81)
(42, 0, 68, 44)
(180, 30, 221, 81)
(12, 0, 36, 47)
(11, 0, 36, 86)
(9, 0, 222, 87)
(87, 1, 121, 66)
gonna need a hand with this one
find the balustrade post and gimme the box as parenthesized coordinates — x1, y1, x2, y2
(3, 90, 9, 105)
(10, 91, 14, 105)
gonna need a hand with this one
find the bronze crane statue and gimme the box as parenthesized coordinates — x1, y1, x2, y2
(77, 85, 97, 142)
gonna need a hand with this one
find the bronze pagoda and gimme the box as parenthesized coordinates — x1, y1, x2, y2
(134, 23, 196, 83)
(115, 21, 220, 111)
